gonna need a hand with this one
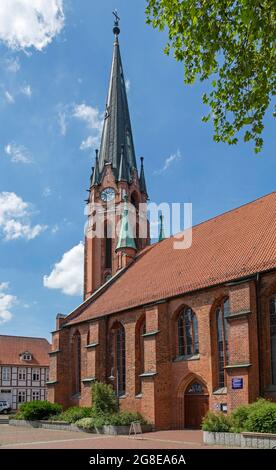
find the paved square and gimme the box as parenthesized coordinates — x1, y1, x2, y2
(0, 425, 228, 449)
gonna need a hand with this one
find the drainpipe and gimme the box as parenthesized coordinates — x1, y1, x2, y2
(255, 273, 262, 397)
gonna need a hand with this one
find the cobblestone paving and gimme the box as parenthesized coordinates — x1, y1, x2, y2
(0, 425, 231, 449)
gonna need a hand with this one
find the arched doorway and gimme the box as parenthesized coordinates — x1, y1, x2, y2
(184, 380, 209, 429)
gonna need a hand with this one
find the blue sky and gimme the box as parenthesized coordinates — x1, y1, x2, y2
(0, 0, 275, 340)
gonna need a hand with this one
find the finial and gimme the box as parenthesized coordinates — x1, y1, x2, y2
(95, 149, 99, 158)
(113, 10, 120, 36)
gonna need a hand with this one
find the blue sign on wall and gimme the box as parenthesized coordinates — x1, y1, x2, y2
(232, 378, 243, 390)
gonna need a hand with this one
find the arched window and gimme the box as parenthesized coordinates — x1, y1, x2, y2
(72, 331, 81, 395)
(178, 308, 199, 356)
(216, 298, 229, 388)
(136, 319, 146, 395)
(109, 323, 126, 397)
(116, 324, 126, 396)
(104, 223, 112, 269)
(269, 294, 276, 385)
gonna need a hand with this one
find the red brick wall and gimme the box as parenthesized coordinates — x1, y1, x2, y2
(49, 271, 276, 427)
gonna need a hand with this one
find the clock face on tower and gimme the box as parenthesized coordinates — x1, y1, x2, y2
(100, 187, 116, 202)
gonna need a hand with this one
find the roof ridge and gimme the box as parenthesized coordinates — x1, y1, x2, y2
(160, 191, 276, 242)
(0, 335, 50, 342)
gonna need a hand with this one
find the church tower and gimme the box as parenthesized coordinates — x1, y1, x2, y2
(84, 14, 150, 300)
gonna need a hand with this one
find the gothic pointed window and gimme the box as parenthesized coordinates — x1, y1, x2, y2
(177, 308, 199, 356)
(269, 294, 276, 385)
(72, 331, 81, 395)
(216, 298, 229, 388)
(136, 318, 146, 395)
(116, 324, 126, 396)
(109, 323, 126, 397)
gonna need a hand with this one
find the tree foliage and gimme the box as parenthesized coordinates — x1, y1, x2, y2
(146, 0, 275, 153)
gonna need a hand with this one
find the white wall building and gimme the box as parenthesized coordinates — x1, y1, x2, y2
(0, 335, 50, 410)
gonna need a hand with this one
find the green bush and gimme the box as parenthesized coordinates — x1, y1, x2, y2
(245, 403, 276, 434)
(202, 411, 231, 432)
(76, 417, 96, 431)
(19, 401, 62, 421)
(76, 413, 109, 430)
(76, 411, 148, 431)
(91, 382, 118, 414)
(105, 411, 147, 426)
(231, 398, 275, 432)
(56, 406, 92, 423)
(231, 405, 251, 432)
(12, 411, 24, 420)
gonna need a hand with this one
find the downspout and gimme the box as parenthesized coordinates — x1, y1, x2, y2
(255, 273, 262, 397)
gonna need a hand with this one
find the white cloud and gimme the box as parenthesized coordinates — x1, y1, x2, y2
(73, 103, 103, 151)
(0, 282, 9, 291)
(4, 90, 14, 103)
(0, 0, 65, 51)
(80, 135, 99, 151)
(5, 57, 20, 72)
(154, 149, 182, 175)
(21, 84, 32, 97)
(0, 282, 16, 324)
(0, 192, 47, 241)
(5, 143, 31, 163)
(58, 111, 67, 136)
(125, 78, 130, 93)
(73, 104, 103, 131)
(43, 242, 84, 296)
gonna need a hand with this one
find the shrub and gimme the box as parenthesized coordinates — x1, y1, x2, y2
(91, 382, 118, 414)
(76, 411, 148, 431)
(12, 411, 24, 420)
(245, 403, 276, 434)
(202, 411, 231, 432)
(57, 406, 92, 423)
(76, 413, 110, 430)
(231, 405, 251, 432)
(105, 411, 148, 426)
(231, 398, 274, 432)
(19, 401, 62, 421)
(76, 417, 96, 431)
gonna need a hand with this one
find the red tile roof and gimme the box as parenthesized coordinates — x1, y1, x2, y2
(67, 192, 276, 326)
(0, 336, 50, 366)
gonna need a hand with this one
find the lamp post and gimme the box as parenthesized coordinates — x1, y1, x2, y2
(108, 368, 120, 411)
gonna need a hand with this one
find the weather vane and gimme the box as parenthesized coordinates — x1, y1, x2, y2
(113, 9, 120, 25)
(113, 10, 121, 36)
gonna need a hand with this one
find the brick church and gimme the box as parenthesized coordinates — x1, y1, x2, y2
(48, 18, 276, 429)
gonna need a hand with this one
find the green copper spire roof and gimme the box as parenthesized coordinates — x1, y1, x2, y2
(159, 214, 166, 242)
(116, 196, 137, 252)
(98, 14, 137, 183)
(139, 157, 148, 195)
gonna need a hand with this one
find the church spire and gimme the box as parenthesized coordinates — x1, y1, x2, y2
(139, 157, 148, 196)
(97, 13, 137, 182)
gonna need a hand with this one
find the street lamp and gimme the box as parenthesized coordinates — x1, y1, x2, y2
(108, 368, 120, 411)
